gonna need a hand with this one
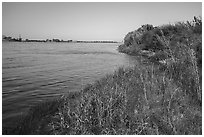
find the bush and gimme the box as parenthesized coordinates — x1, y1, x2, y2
(141, 30, 165, 51)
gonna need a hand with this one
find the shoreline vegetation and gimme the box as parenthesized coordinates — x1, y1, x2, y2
(3, 17, 202, 135)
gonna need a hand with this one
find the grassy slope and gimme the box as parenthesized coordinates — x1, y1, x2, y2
(3, 17, 202, 135)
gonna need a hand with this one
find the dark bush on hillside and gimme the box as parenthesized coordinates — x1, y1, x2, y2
(123, 24, 154, 47)
(137, 24, 154, 32)
(124, 32, 134, 47)
(141, 31, 164, 51)
(159, 25, 178, 36)
(119, 24, 155, 54)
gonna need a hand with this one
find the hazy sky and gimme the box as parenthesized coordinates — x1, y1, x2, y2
(2, 2, 202, 41)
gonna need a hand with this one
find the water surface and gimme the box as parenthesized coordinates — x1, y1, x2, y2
(2, 42, 138, 129)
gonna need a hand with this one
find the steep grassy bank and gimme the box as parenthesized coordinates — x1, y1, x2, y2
(3, 17, 202, 135)
(118, 16, 202, 106)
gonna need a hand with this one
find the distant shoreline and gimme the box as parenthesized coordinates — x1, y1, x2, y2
(2, 40, 119, 43)
(2, 39, 119, 43)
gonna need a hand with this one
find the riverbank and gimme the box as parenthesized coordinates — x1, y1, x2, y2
(4, 57, 202, 135)
(3, 17, 202, 135)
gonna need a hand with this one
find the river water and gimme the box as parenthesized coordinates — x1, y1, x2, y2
(2, 42, 138, 129)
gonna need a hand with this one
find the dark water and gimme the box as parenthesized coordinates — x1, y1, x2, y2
(2, 42, 138, 129)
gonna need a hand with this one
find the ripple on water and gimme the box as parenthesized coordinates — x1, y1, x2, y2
(2, 42, 138, 129)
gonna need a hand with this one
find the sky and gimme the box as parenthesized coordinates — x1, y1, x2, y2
(2, 2, 202, 41)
